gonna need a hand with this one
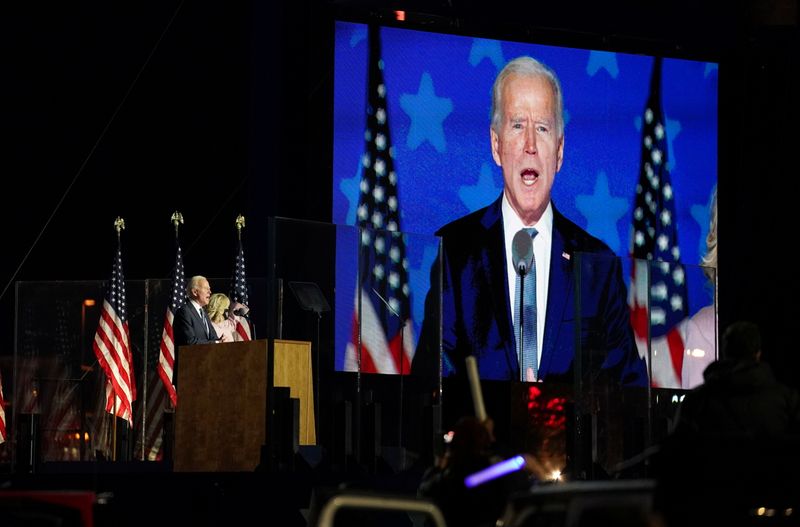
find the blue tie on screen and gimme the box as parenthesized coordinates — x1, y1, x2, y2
(514, 228, 538, 381)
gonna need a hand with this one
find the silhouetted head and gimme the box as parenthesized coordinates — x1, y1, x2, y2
(449, 416, 493, 463)
(721, 321, 761, 361)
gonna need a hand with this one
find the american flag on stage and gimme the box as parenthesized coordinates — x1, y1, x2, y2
(630, 57, 688, 388)
(92, 231, 136, 424)
(135, 360, 168, 461)
(43, 373, 80, 460)
(344, 25, 414, 374)
(15, 306, 41, 415)
(43, 301, 81, 460)
(157, 243, 186, 407)
(133, 297, 173, 460)
(230, 236, 252, 341)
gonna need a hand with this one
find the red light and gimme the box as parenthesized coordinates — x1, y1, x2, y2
(394, 10, 406, 21)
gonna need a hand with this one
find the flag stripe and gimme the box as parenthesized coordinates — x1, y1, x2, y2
(235, 317, 251, 341)
(93, 320, 133, 410)
(346, 26, 414, 375)
(0, 373, 8, 444)
(157, 243, 185, 407)
(93, 304, 135, 408)
(92, 242, 136, 425)
(629, 58, 688, 389)
(157, 310, 178, 407)
(346, 290, 414, 374)
(666, 326, 685, 382)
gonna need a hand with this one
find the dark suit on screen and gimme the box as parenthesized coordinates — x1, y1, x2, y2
(414, 195, 647, 387)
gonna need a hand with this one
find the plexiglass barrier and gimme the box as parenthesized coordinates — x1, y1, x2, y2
(267, 217, 443, 472)
(6, 276, 269, 471)
(432, 252, 716, 483)
(4, 229, 716, 483)
(571, 253, 717, 479)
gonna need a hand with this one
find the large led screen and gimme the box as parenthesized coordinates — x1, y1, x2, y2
(331, 21, 718, 388)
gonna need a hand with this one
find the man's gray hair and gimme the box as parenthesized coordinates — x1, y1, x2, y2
(187, 275, 207, 294)
(491, 56, 565, 138)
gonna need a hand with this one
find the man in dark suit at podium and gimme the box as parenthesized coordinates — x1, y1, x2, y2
(175, 275, 220, 347)
(414, 56, 647, 387)
(165, 275, 221, 461)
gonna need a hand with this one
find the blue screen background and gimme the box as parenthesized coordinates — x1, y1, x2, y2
(331, 22, 718, 370)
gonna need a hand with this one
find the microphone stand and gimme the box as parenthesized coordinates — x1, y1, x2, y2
(512, 228, 533, 383)
(234, 309, 256, 340)
(517, 264, 527, 382)
(244, 312, 257, 340)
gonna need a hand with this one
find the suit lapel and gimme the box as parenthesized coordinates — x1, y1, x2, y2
(480, 197, 518, 374)
(540, 210, 573, 378)
(192, 304, 208, 338)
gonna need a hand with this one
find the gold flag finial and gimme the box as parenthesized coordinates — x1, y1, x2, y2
(235, 214, 246, 238)
(171, 211, 184, 237)
(114, 216, 125, 233)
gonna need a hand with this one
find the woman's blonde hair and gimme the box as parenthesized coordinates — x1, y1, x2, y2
(206, 293, 231, 323)
(701, 190, 717, 283)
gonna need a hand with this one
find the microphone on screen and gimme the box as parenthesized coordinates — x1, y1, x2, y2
(512, 229, 534, 276)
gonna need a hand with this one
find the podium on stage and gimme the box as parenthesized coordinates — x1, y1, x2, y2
(174, 339, 315, 472)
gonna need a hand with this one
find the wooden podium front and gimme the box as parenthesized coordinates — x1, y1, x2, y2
(272, 339, 317, 446)
(174, 339, 315, 472)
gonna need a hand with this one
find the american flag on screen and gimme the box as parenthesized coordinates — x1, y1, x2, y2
(230, 236, 252, 341)
(92, 232, 136, 424)
(630, 57, 688, 388)
(344, 25, 414, 374)
(157, 243, 186, 407)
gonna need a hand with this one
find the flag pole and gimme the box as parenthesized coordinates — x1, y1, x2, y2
(235, 214, 245, 241)
(153, 211, 186, 463)
(112, 217, 125, 462)
(140, 214, 148, 460)
(169, 211, 183, 410)
(231, 215, 254, 341)
(172, 211, 184, 238)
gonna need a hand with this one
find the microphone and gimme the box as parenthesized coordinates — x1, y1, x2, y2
(233, 307, 249, 318)
(512, 229, 534, 275)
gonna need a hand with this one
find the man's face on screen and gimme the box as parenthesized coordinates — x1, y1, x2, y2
(491, 73, 564, 225)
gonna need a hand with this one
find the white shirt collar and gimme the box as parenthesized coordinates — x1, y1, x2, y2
(501, 194, 553, 373)
(501, 194, 553, 238)
(190, 299, 204, 315)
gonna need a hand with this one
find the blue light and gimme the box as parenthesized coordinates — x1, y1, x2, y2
(464, 455, 526, 488)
